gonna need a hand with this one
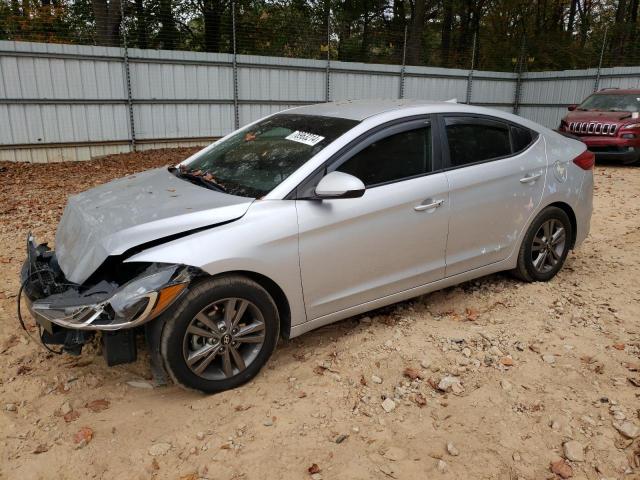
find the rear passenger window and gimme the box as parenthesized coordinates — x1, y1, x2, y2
(445, 119, 511, 167)
(510, 125, 537, 153)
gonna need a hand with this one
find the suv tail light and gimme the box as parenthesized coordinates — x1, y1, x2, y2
(573, 150, 595, 170)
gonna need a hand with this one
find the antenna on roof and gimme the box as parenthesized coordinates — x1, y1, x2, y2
(445, 98, 457, 103)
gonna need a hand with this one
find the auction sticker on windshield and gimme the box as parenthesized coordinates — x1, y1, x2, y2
(285, 131, 325, 146)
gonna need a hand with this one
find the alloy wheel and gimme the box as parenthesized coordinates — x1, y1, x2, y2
(531, 219, 566, 274)
(182, 298, 266, 380)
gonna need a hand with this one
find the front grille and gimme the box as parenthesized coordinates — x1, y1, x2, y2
(568, 122, 618, 136)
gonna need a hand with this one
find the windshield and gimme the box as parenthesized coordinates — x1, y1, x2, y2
(177, 113, 358, 198)
(578, 93, 640, 112)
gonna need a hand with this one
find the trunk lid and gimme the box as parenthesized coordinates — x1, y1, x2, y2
(55, 168, 253, 284)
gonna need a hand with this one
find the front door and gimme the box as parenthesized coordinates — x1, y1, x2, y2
(295, 119, 450, 320)
(441, 115, 547, 276)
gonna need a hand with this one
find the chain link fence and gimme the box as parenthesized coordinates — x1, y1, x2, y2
(1, 0, 640, 162)
(0, 0, 635, 72)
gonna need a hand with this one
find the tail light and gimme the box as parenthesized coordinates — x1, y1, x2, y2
(573, 149, 595, 170)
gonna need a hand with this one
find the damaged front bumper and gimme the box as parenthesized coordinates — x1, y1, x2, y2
(21, 234, 193, 334)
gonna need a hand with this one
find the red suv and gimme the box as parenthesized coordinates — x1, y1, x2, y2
(559, 88, 640, 165)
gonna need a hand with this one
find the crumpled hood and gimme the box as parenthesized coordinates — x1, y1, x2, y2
(55, 167, 253, 284)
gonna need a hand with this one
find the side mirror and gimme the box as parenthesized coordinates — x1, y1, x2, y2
(315, 171, 365, 199)
(567, 104, 577, 111)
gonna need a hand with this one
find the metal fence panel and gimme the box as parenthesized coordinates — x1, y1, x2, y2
(3, 40, 640, 163)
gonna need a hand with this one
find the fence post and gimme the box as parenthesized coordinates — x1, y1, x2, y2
(325, 10, 331, 102)
(513, 35, 526, 115)
(120, 2, 136, 152)
(232, 0, 240, 130)
(465, 32, 476, 104)
(399, 25, 407, 99)
(593, 25, 608, 93)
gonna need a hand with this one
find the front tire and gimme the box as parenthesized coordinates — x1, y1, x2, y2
(513, 206, 573, 282)
(159, 275, 280, 393)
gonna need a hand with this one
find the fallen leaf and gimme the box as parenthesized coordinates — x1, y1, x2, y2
(179, 474, 198, 480)
(73, 427, 94, 445)
(465, 308, 479, 321)
(33, 443, 49, 454)
(151, 458, 160, 471)
(413, 393, 427, 407)
(64, 410, 80, 423)
(0, 334, 19, 353)
(313, 365, 327, 375)
(85, 399, 110, 413)
(403, 367, 423, 380)
(550, 459, 573, 478)
(613, 343, 625, 351)
(234, 404, 252, 412)
(308, 463, 321, 474)
(16, 364, 32, 375)
(623, 362, 640, 372)
(499, 356, 514, 367)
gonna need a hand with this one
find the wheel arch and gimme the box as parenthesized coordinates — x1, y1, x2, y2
(199, 270, 293, 340)
(546, 201, 577, 249)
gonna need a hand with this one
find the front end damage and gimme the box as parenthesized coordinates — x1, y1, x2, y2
(21, 234, 196, 365)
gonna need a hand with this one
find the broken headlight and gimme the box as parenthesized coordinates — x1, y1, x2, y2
(31, 264, 193, 331)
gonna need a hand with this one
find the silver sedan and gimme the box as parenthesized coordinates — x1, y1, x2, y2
(21, 100, 593, 393)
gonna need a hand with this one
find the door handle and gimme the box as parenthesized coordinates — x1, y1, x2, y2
(519, 172, 542, 184)
(414, 199, 444, 211)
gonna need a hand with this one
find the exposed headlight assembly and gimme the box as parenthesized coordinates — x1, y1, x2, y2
(31, 264, 193, 331)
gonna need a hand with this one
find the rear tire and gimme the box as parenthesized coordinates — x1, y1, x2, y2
(513, 206, 573, 282)
(159, 275, 279, 393)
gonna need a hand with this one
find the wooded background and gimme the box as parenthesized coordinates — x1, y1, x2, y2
(1, 0, 639, 72)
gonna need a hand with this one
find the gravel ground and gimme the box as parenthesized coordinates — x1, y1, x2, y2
(0, 150, 639, 480)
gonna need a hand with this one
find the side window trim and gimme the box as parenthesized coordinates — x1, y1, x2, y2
(289, 115, 442, 199)
(328, 120, 430, 175)
(439, 113, 539, 171)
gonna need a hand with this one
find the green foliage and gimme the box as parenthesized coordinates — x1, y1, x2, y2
(1, 0, 639, 71)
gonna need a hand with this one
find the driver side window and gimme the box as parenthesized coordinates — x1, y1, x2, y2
(336, 126, 432, 187)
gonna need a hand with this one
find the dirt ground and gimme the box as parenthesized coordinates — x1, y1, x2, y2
(0, 149, 639, 480)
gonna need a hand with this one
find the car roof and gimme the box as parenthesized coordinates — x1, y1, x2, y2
(288, 99, 455, 121)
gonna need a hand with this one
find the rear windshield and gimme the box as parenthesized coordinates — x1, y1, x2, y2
(180, 114, 358, 198)
(578, 93, 640, 112)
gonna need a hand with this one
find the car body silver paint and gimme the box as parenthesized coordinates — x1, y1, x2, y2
(297, 171, 449, 319)
(124, 200, 307, 328)
(55, 167, 253, 284)
(52, 100, 592, 338)
(444, 136, 547, 276)
(314, 171, 365, 196)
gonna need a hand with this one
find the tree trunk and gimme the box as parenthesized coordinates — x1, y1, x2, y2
(441, 0, 453, 67)
(92, 0, 121, 47)
(567, 0, 577, 32)
(203, 0, 223, 52)
(360, 3, 370, 61)
(135, 0, 148, 49)
(406, 0, 426, 65)
(158, 0, 177, 49)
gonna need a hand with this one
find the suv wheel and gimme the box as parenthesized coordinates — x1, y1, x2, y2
(513, 206, 573, 282)
(159, 275, 279, 393)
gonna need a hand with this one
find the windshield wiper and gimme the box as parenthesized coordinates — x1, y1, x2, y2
(172, 169, 228, 193)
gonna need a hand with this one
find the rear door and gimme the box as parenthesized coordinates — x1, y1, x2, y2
(440, 115, 547, 276)
(295, 118, 450, 320)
